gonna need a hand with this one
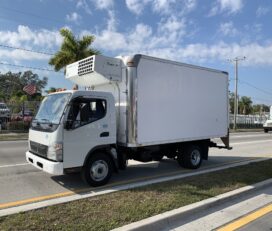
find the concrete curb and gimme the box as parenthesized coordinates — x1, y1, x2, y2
(0, 157, 270, 218)
(112, 178, 272, 231)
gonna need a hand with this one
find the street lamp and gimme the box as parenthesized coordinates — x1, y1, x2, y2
(228, 56, 246, 130)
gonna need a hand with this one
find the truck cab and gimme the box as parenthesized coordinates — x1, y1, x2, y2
(26, 90, 117, 186)
(263, 106, 272, 133)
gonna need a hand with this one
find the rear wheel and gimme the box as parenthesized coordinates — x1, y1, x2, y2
(264, 129, 269, 133)
(177, 144, 202, 169)
(82, 152, 113, 187)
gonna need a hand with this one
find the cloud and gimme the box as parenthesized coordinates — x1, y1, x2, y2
(219, 22, 238, 36)
(106, 10, 117, 31)
(125, 0, 197, 15)
(90, 0, 114, 10)
(176, 42, 272, 66)
(0, 25, 62, 62)
(184, 0, 197, 11)
(92, 22, 272, 66)
(152, 0, 176, 14)
(92, 14, 187, 53)
(209, 0, 243, 16)
(0, 49, 48, 61)
(66, 12, 82, 24)
(0, 25, 62, 48)
(256, 6, 270, 17)
(125, 0, 150, 15)
(76, 0, 92, 14)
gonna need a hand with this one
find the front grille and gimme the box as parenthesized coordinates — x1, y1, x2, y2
(30, 141, 48, 158)
(78, 56, 94, 76)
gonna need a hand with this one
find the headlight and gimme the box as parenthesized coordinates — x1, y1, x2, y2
(48, 143, 63, 161)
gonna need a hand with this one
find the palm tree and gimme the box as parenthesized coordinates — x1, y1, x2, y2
(239, 96, 252, 115)
(49, 28, 100, 72)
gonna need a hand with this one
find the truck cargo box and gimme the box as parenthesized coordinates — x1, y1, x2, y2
(66, 54, 229, 147)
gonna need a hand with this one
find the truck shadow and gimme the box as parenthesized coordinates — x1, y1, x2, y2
(50, 155, 268, 194)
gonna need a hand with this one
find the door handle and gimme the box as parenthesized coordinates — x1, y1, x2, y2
(100, 132, 109, 137)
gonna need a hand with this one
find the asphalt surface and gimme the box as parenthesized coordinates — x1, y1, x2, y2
(0, 131, 271, 209)
(238, 212, 272, 231)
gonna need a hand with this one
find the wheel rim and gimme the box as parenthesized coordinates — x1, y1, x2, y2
(90, 160, 109, 182)
(190, 149, 201, 166)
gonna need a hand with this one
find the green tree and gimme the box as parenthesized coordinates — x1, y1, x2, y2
(229, 92, 235, 113)
(0, 71, 47, 102)
(239, 96, 252, 115)
(252, 104, 270, 114)
(46, 87, 57, 94)
(49, 28, 100, 72)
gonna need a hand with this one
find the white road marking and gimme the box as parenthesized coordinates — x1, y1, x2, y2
(230, 134, 270, 138)
(231, 139, 272, 145)
(0, 140, 27, 143)
(0, 163, 29, 168)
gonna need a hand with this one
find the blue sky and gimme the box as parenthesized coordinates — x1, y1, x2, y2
(0, 0, 271, 105)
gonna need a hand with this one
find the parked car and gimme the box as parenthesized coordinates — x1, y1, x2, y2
(0, 102, 11, 119)
(12, 109, 33, 122)
(0, 103, 10, 129)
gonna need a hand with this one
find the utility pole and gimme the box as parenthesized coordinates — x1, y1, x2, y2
(229, 56, 246, 130)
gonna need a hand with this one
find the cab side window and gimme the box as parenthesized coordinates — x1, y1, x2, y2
(68, 98, 106, 129)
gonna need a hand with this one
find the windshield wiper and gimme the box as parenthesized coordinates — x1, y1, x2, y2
(40, 118, 50, 122)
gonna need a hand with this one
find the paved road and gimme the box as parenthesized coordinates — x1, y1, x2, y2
(0, 132, 271, 209)
(172, 181, 272, 231)
(238, 211, 272, 231)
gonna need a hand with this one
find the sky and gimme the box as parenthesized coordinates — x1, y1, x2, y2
(0, 0, 271, 105)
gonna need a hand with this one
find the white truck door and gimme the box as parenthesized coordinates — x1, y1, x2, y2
(63, 97, 115, 168)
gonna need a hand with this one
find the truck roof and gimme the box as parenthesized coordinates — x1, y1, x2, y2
(48, 90, 113, 99)
(124, 54, 228, 75)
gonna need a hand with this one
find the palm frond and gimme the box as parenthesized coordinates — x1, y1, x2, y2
(49, 29, 101, 71)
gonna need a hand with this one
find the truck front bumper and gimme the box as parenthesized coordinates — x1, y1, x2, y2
(26, 151, 63, 175)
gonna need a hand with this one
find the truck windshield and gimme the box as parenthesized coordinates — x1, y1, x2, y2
(35, 93, 71, 124)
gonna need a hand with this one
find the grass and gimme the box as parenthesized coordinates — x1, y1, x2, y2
(1, 160, 272, 231)
(229, 128, 263, 133)
(0, 133, 28, 141)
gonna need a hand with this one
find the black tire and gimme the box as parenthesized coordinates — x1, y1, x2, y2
(82, 152, 113, 187)
(177, 145, 202, 169)
(264, 129, 269, 133)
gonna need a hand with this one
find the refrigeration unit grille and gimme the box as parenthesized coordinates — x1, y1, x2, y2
(78, 56, 94, 76)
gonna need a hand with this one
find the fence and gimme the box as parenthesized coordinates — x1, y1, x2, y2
(229, 114, 268, 129)
(0, 101, 40, 132)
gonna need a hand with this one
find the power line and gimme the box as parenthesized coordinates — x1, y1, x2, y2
(0, 15, 52, 30)
(0, 44, 54, 56)
(239, 79, 272, 96)
(0, 5, 64, 25)
(0, 62, 63, 73)
(250, 96, 272, 104)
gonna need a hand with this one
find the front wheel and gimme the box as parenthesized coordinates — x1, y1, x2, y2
(82, 152, 113, 187)
(177, 145, 203, 169)
(264, 129, 269, 133)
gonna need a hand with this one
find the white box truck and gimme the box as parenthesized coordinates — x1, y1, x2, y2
(26, 54, 230, 187)
(263, 106, 272, 133)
